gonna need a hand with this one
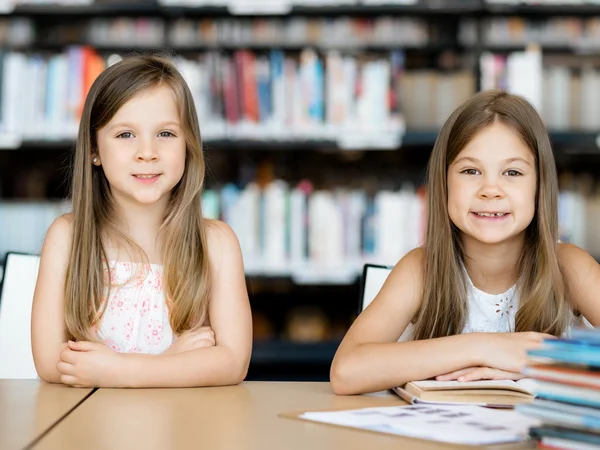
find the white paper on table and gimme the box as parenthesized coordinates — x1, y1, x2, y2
(300, 404, 540, 445)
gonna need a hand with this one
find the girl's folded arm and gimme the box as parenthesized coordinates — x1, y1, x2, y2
(559, 243, 600, 327)
(120, 220, 252, 388)
(330, 248, 489, 395)
(31, 215, 72, 383)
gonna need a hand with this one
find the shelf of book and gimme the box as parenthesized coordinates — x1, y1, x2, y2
(17, 41, 600, 55)
(8, 1, 600, 18)
(6, 1, 483, 18)
(483, 3, 600, 16)
(5, 131, 600, 152)
(9, 3, 165, 17)
(401, 131, 600, 153)
(1, 0, 600, 380)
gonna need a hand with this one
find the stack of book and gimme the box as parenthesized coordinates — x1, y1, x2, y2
(516, 328, 600, 449)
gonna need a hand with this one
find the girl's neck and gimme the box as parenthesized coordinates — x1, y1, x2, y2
(109, 198, 167, 263)
(461, 233, 524, 295)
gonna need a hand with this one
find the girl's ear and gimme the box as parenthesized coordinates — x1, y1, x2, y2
(91, 154, 101, 166)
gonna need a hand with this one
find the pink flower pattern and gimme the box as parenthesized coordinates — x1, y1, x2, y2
(108, 292, 130, 317)
(96, 261, 173, 354)
(104, 339, 121, 352)
(123, 320, 134, 341)
(145, 319, 164, 347)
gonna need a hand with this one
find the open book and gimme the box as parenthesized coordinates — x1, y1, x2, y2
(392, 379, 536, 408)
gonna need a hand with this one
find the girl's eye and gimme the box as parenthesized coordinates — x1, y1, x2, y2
(158, 131, 175, 138)
(505, 170, 522, 176)
(116, 132, 133, 139)
(461, 169, 480, 175)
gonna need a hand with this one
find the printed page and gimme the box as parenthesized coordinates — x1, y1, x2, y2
(300, 404, 540, 445)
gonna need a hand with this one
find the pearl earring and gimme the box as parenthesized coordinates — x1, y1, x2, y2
(92, 157, 98, 164)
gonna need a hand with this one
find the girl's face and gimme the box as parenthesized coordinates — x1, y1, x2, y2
(447, 121, 537, 247)
(93, 85, 186, 210)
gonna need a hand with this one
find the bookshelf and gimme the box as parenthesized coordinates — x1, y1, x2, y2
(2, 0, 600, 380)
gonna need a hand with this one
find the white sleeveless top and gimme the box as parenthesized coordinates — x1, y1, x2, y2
(93, 261, 175, 354)
(398, 274, 591, 342)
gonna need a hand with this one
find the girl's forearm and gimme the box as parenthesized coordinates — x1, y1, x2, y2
(118, 346, 249, 388)
(35, 342, 69, 384)
(331, 333, 489, 395)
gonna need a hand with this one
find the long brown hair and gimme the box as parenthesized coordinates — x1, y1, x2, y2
(412, 89, 570, 341)
(64, 54, 211, 341)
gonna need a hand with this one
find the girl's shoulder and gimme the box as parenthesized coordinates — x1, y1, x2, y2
(50, 212, 73, 229)
(44, 213, 73, 248)
(204, 219, 243, 265)
(557, 242, 597, 272)
(401, 246, 426, 270)
(205, 219, 239, 246)
(387, 246, 426, 290)
(557, 242, 600, 325)
(558, 242, 599, 284)
(38, 213, 73, 273)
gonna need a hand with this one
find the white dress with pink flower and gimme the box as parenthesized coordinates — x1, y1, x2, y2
(96, 261, 173, 354)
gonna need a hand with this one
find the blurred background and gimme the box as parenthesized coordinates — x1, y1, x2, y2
(0, 0, 599, 381)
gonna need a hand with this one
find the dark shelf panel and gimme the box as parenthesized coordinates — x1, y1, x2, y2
(4, 131, 600, 153)
(10, 2, 163, 17)
(483, 3, 600, 16)
(3, 137, 395, 152)
(162, 1, 482, 17)
(402, 130, 600, 148)
(9, 139, 76, 150)
(205, 139, 343, 152)
(0, 138, 332, 151)
(5, 1, 600, 18)
(251, 339, 340, 365)
(399, 130, 438, 147)
(3, 1, 481, 18)
(470, 44, 600, 54)
(30, 42, 462, 53)
(404, 130, 600, 154)
(8, 42, 597, 62)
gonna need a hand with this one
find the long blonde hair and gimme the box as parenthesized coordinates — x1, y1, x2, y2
(412, 89, 570, 341)
(65, 54, 211, 341)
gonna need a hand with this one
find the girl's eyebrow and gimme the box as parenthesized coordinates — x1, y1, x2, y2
(453, 156, 532, 166)
(504, 157, 532, 166)
(107, 122, 136, 131)
(107, 121, 181, 131)
(452, 156, 480, 165)
(157, 121, 181, 128)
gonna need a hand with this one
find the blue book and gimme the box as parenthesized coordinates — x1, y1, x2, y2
(541, 339, 600, 351)
(311, 56, 323, 123)
(529, 425, 600, 446)
(256, 57, 271, 123)
(570, 329, 600, 345)
(528, 348, 600, 368)
(517, 400, 600, 432)
(531, 380, 600, 409)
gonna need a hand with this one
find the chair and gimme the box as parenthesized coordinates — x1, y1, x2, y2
(0, 252, 40, 378)
(358, 263, 416, 342)
(358, 263, 393, 315)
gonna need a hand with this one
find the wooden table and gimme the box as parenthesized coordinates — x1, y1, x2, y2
(0, 380, 94, 450)
(34, 382, 534, 450)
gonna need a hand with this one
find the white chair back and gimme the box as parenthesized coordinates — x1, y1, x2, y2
(359, 263, 417, 342)
(358, 264, 392, 314)
(0, 253, 40, 378)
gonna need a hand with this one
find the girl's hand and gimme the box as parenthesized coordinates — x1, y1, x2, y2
(483, 331, 556, 373)
(436, 367, 524, 382)
(163, 326, 216, 355)
(57, 341, 124, 388)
